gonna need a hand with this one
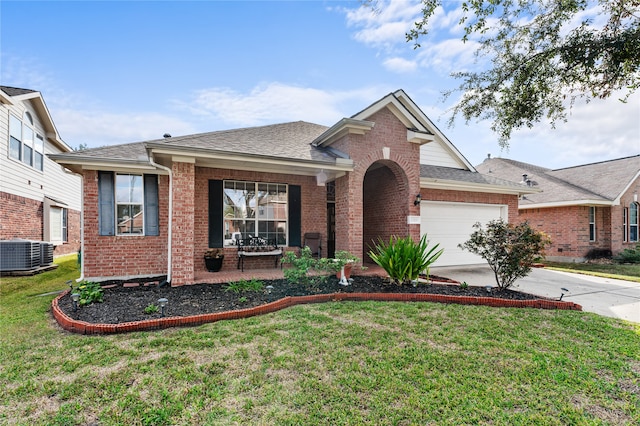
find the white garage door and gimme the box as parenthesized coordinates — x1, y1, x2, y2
(421, 201, 507, 266)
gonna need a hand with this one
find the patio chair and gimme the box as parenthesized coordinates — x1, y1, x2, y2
(303, 232, 322, 258)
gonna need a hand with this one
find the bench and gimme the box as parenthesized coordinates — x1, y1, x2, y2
(236, 237, 283, 272)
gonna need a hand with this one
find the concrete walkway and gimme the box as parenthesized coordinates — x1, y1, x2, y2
(431, 264, 640, 324)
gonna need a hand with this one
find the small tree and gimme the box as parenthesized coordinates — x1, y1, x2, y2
(459, 220, 550, 290)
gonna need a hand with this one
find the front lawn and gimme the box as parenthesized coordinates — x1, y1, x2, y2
(1, 256, 639, 425)
(545, 262, 640, 283)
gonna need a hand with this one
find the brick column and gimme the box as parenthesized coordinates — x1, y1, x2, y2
(171, 161, 195, 286)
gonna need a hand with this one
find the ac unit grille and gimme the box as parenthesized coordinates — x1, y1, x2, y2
(0, 240, 41, 271)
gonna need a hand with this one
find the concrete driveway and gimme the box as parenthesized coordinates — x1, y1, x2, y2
(431, 264, 640, 324)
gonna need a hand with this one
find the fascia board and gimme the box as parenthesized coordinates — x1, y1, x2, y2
(146, 144, 354, 172)
(393, 90, 475, 171)
(48, 155, 158, 173)
(420, 177, 536, 195)
(0, 91, 14, 105)
(311, 118, 375, 147)
(519, 200, 615, 209)
(353, 95, 426, 131)
(27, 94, 72, 152)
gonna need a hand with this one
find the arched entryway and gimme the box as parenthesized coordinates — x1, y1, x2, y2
(362, 160, 410, 261)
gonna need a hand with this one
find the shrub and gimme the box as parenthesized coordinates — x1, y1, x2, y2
(368, 234, 443, 286)
(144, 304, 159, 314)
(281, 247, 329, 286)
(459, 219, 551, 290)
(74, 281, 104, 306)
(584, 248, 612, 260)
(613, 244, 640, 264)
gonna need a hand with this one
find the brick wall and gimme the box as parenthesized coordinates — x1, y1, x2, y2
(0, 191, 80, 256)
(81, 170, 169, 280)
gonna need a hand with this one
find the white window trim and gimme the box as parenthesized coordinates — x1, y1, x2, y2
(623, 207, 628, 242)
(630, 203, 639, 243)
(7, 111, 44, 172)
(115, 174, 145, 236)
(223, 180, 288, 246)
(589, 206, 596, 242)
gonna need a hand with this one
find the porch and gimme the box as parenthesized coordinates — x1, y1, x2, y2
(192, 263, 386, 284)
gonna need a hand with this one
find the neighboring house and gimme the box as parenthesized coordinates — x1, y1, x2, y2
(0, 86, 81, 256)
(50, 89, 531, 286)
(476, 156, 640, 262)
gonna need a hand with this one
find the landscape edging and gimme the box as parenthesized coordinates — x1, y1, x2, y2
(52, 289, 583, 335)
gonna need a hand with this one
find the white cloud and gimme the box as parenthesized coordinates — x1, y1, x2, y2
(416, 38, 483, 73)
(182, 83, 388, 127)
(383, 57, 418, 73)
(54, 109, 196, 149)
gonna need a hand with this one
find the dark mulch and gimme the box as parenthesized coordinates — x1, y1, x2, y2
(57, 275, 545, 325)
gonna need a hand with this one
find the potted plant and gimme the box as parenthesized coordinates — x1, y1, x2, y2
(204, 248, 225, 272)
(331, 250, 360, 284)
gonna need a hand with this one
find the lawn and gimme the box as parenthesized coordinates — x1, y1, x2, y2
(1, 255, 639, 425)
(545, 262, 640, 283)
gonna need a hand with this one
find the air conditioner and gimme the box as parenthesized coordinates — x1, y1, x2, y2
(0, 239, 41, 272)
(40, 242, 54, 266)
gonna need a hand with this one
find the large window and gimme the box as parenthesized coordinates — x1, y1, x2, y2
(8, 112, 43, 171)
(623, 208, 628, 242)
(630, 202, 639, 242)
(589, 206, 596, 242)
(223, 180, 287, 245)
(116, 174, 144, 235)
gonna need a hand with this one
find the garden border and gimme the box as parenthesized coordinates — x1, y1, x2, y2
(52, 290, 582, 335)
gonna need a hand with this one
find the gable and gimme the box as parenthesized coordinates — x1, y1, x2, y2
(420, 139, 467, 169)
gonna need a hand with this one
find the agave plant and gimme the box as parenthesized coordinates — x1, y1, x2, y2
(368, 234, 443, 286)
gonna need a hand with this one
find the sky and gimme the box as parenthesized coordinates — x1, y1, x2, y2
(1, 0, 638, 170)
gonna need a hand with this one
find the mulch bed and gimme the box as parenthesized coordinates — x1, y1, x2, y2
(56, 275, 545, 325)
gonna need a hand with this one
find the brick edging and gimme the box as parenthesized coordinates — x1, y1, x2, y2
(51, 290, 582, 335)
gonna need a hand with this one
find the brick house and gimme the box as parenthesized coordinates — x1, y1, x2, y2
(0, 86, 81, 256)
(476, 156, 640, 262)
(51, 90, 531, 286)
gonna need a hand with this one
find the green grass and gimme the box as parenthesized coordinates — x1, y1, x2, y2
(1, 256, 639, 425)
(545, 261, 640, 283)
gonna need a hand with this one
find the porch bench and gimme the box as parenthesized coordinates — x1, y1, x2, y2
(236, 237, 283, 272)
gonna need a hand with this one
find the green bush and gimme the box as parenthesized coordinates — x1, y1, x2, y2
(74, 281, 104, 306)
(281, 246, 329, 286)
(368, 234, 443, 286)
(459, 220, 551, 290)
(614, 244, 640, 264)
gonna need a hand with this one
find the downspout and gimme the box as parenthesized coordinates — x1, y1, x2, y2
(147, 152, 173, 285)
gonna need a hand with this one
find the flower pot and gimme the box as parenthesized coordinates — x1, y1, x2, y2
(336, 263, 352, 280)
(205, 256, 224, 272)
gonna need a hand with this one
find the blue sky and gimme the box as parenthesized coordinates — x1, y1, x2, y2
(2, 0, 638, 169)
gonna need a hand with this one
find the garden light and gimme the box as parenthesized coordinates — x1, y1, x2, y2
(265, 285, 274, 294)
(71, 293, 80, 311)
(158, 298, 168, 317)
(485, 285, 492, 293)
(559, 287, 569, 301)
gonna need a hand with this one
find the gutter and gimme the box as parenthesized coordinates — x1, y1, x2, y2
(146, 151, 173, 286)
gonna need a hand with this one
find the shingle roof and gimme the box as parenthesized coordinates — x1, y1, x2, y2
(0, 86, 37, 97)
(63, 121, 334, 163)
(420, 164, 527, 189)
(475, 156, 640, 205)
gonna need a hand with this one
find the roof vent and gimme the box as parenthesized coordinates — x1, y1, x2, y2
(163, 133, 171, 138)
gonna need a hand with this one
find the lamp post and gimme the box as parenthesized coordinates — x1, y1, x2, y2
(71, 293, 80, 311)
(158, 298, 168, 317)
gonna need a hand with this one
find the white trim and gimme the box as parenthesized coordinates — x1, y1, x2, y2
(311, 118, 375, 147)
(420, 177, 532, 195)
(407, 129, 435, 144)
(519, 199, 615, 209)
(612, 170, 640, 205)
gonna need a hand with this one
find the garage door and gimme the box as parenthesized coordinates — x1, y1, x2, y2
(421, 201, 507, 266)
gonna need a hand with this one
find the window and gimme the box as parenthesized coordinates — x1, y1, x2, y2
(98, 171, 159, 236)
(623, 208, 628, 242)
(589, 206, 596, 242)
(631, 202, 639, 242)
(116, 174, 144, 235)
(50, 207, 68, 244)
(223, 180, 287, 245)
(9, 114, 21, 160)
(7, 111, 43, 171)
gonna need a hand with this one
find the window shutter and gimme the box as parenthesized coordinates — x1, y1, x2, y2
(288, 185, 301, 247)
(63, 208, 68, 242)
(209, 180, 223, 248)
(144, 174, 160, 236)
(98, 171, 115, 236)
